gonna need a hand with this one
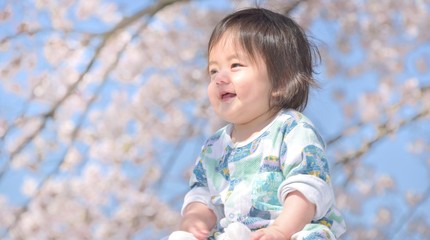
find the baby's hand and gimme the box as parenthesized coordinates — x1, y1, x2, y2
(186, 227, 209, 240)
(180, 218, 210, 240)
(250, 226, 287, 240)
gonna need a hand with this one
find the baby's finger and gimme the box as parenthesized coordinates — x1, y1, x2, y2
(250, 229, 265, 240)
(193, 231, 209, 240)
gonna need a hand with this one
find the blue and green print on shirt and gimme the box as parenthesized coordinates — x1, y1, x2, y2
(186, 109, 346, 239)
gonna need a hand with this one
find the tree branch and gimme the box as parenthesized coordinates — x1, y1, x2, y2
(0, 0, 189, 237)
(328, 85, 430, 147)
(333, 85, 430, 189)
(390, 185, 430, 240)
(336, 106, 430, 166)
(282, 0, 306, 15)
(0, 0, 189, 183)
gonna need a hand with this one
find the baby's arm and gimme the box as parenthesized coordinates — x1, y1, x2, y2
(180, 202, 217, 240)
(251, 191, 315, 240)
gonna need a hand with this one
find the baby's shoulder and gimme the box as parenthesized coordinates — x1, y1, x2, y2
(278, 109, 325, 146)
(277, 109, 314, 129)
(203, 125, 229, 146)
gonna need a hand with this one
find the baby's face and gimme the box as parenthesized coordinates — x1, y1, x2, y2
(207, 33, 272, 126)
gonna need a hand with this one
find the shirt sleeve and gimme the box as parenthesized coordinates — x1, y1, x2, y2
(277, 121, 335, 220)
(182, 151, 228, 221)
(181, 156, 210, 213)
(181, 186, 214, 215)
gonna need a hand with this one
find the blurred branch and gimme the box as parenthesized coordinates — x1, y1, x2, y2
(391, 185, 430, 240)
(0, 112, 47, 180)
(334, 85, 430, 189)
(0, 97, 32, 142)
(0, 0, 189, 237)
(326, 122, 364, 146)
(282, 0, 306, 15)
(336, 104, 430, 166)
(108, 0, 189, 33)
(0, 31, 118, 240)
(0, 0, 188, 183)
(328, 85, 430, 146)
(152, 118, 204, 191)
(150, 138, 188, 190)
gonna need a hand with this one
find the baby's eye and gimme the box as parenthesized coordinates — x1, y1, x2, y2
(231, 63, 243, 68)
(209, 69, 218, 75)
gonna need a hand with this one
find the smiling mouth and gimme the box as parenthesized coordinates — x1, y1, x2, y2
(221, 92, 236, 101)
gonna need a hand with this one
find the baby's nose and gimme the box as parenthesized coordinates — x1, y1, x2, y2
(214, 71, 230, 85)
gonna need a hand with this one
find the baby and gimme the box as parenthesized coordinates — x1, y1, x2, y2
(168, 7, 346, 240)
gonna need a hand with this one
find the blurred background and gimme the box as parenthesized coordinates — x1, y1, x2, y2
(0, 0, 429, 239)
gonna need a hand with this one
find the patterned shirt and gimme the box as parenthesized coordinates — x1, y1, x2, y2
(182, 109, 346, 238)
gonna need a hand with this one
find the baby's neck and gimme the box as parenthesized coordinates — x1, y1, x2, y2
(231, 127, 259, 144)
(231, 110, 278, 143)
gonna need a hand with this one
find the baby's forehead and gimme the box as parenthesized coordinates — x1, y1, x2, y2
(213, 32, 242, 50)
(209, 32, 260, 60)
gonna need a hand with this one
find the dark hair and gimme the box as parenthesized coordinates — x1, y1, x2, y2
(208, 8, 320, 112)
